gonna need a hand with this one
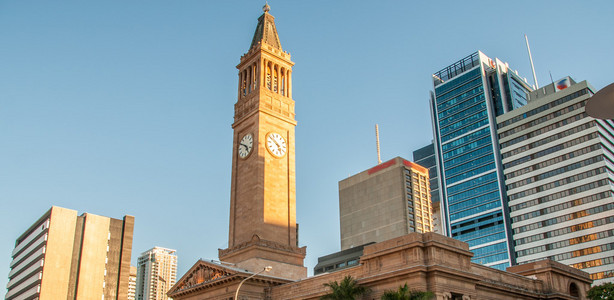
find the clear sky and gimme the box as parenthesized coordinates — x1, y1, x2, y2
(2, 0, 613, 288)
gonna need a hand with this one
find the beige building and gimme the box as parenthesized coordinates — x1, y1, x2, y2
(5, 206, 134, 300)
(340, 157, 433, 250)
(136, 247, 178, 300)
(128, 266, 137, 300)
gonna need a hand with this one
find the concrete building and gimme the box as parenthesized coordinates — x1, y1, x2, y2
(128, 266, 137, 300)
(430, 51, 533, 270)
(497, 78, 614, 285)
(136, 247, 178, 300)
(5, 206, 134, 300)
(313, 243, 374, 275)
(339, 157, 433, 250)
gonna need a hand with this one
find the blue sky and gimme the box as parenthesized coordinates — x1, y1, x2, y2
(2, 0, 613, 287)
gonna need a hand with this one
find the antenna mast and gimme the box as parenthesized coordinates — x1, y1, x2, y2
(375, 124, 382, 164)
(525, 34, 539, 89)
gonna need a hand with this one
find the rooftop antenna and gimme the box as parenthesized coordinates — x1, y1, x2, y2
(375, 124, 382, 165)
(525, 34, 539, 89)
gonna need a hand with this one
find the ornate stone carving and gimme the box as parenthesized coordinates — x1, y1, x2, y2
(175, 264, 231, 291)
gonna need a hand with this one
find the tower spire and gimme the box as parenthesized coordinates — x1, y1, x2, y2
(249, 3, 282, 51)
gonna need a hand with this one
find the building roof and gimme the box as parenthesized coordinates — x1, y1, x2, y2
(249, 4, 282, 51)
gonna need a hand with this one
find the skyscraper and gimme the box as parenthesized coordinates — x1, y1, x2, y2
(128, 266, 137, 300)
(430, 51, 532, 270)
(413, 143, 443, 234)
(498, 78, 614, 284)
(339, 157, 433, 250)
(136, 247, 177, 300)
(5, 206, 134, 300)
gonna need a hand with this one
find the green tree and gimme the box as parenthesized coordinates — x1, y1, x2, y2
(321, 275, 369, 300)
(588, 282, 614, 300)
(381, 283, 434, 300)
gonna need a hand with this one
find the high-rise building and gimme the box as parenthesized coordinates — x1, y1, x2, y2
(5, 206, 134, 300)
(413, 143, 442, 234)
(497, 78, 614, 284)
(430, 51, 532, 270)
(339, 157, 433, 250)
(136, 247, 177, 300)
(128, 266, 137, 300)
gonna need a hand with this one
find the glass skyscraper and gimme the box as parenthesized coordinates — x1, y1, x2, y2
(430, 51, 532, 270)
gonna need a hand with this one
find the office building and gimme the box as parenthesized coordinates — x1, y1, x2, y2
(313, 242, 374, 275)
(136, 247, 177, 300)
(5, 206, 134, 300)
(498, 78, 614, 284)
(128, 266, 137, 300)
(339, 157, 433, 250)
(413, 143, 442, 234)
(430, 51, 532, 270)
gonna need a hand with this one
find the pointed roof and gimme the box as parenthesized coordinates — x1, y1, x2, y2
(167, 259, 292, 298)
(249, 3, 282, 51)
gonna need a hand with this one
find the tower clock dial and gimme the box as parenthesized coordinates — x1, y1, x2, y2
(238, 133, 254, 158)
(266, 132, 287, 157)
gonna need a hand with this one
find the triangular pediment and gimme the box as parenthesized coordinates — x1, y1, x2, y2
(168, 260, 239, 295)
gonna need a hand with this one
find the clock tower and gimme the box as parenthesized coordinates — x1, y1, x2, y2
(218, 4, 307, 280)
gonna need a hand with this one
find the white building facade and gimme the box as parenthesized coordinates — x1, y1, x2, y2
(136, 247, 178, 300)
(497, 79, 614, 285)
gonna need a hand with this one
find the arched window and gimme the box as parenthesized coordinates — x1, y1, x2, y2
(266, 63, 272, 90)
(569, 282, 579, 298)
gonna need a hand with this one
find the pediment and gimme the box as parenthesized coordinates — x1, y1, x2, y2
(168, 260, 238, 295)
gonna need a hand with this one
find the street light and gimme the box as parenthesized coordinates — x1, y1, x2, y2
(234, 266, 272, 300)
(586, 82, 614, 119)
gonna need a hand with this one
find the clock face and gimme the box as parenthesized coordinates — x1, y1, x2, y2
(238, 133, 254, 159)
(266, 132, 287, 157)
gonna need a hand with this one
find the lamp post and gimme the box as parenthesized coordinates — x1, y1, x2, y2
(234, 266, 272, 300)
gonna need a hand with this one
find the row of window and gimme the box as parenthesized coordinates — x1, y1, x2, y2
(435, 68, 481, 102)
(450, 200, 500, 221)
(442, 119, 490, 143)
(447, 171, 497, 196)
(540, 242, 613, 265)
(447, 162, 495, 185)
(443, 136, 492, 161)
(454, 222, 506, 243)
(472, 241, 508, 257)
(514, 202, 614, 234)
(438, 86, 485, 120)
(508, 167, 605, 201)
(451, 212, 503, 236)
(446, 152, 494, 178)
(440, 109, 488, 137)
(439, 101, 487, 129)
(504, 130, 596, 170)
(506, 155, 603, 190)
(472, 252, 509, 266)
(590, 270, 614, 280)
(442, 127, 490, 153)
(510, 179, 610, 212)
(497, 88, 590, 129)
(450, 190, 499, 212)
(501, 119, 593, 158)
(505, 144, 600, 180)
(516, 229, 614, 257)
(501, 115, 595, 159)
(498, 101, 586, 139)
(570, 256, 614, 269)
(512, 191, 611, 223)
(515, 214, 614, 246)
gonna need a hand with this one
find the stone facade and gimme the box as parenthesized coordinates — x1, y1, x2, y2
(170, 233, 591, 300)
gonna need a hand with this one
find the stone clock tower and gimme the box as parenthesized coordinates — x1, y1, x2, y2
(218, 4, 307, 280)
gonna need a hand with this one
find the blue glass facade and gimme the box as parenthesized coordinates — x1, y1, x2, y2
(430, 51, 532, 270)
